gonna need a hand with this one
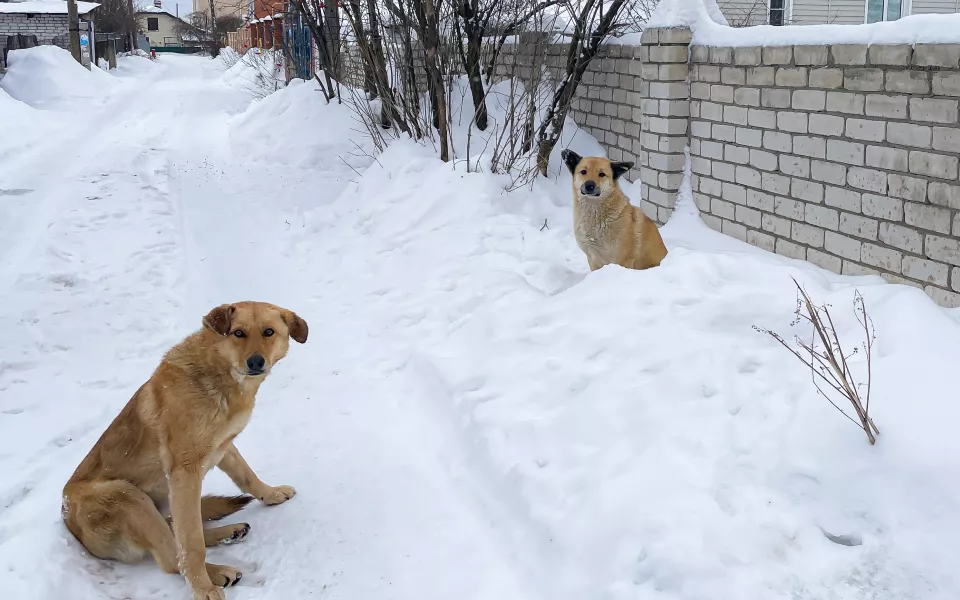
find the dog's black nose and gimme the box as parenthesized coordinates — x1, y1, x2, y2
(246, 354, 265, 373)
(582, 180, 597, 195)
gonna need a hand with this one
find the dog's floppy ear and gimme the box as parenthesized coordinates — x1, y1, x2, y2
(280, 309, 309, 344)
(203, 304, 235, 336)
(610, 161, 634, 180)
(560, 149, 582, 174)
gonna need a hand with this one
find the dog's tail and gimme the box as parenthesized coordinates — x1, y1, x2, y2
(201, 495, 254, 521)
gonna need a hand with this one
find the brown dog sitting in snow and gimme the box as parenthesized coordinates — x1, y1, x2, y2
(62, 302, 308, 600)
(561, 149, 667, 271)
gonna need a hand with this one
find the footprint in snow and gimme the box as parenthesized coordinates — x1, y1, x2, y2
(820, 527, 862, 547)
(673, 296, 701, 307)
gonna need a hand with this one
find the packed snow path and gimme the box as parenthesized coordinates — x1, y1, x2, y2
(3, 50, 960, 600)
(0, 54, 538, 600)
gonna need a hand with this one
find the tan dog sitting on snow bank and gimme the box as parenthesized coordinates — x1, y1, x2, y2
(561, 149, 667, 271)
(62, 302, 308, 600)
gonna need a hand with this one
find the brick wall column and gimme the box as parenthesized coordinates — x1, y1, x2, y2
(639, 26, 692, 224)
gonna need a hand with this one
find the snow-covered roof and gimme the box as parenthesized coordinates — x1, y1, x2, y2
(136, 7, 177, 18)
(262, 15, 272, 21)
(135, 6, 191, 25)
(0, 1, 100, 14)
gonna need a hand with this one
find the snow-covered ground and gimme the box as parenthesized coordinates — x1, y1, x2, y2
(3, 46, 960, 600)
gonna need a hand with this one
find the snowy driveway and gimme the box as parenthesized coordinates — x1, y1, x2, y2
(2, 50, 960, 600)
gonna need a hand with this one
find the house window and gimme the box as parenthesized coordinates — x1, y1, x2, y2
(867, 0, 903, 22)
(147, 17, 159, 31)
(769, 0, 786, 26)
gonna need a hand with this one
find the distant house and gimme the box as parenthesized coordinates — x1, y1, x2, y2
(136, 1, 189, 49)
(0, 0, 101, 69)
(721, 0, 960, 26)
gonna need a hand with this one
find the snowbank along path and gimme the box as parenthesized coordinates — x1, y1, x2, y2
(3, 48, 960, 600)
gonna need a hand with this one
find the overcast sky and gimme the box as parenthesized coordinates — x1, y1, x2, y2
(174, 0, 192, 19)
(143, 0, 246, 22)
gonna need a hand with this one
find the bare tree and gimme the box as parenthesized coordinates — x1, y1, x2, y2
(95, 0, 139, 39)
(288, 0, 340, 101)
(341, 0, 408, 130)
(370, 0, 451, 156)
(419, 0, 450, 159)
(533, 0, 644, 175)
(451, 0, 559, 131)
(337, 0, 653, 172)
(178, 11, 243, 51)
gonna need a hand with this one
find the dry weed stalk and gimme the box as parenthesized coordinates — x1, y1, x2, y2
(755, 278, 880, 445)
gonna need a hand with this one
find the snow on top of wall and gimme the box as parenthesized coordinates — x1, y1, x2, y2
(0, 1, 100, 14)
(645, 0, 727, 29)
(701, 14, 960, 47)
(642, 0, 960, 47)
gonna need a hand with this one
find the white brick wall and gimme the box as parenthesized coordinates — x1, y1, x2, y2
(0, 13, 70, 48)
(494, 28, 960, 307)
(688, 36, 960, 306)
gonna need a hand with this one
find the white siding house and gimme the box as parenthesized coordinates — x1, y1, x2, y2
(719, 0, 960, 26)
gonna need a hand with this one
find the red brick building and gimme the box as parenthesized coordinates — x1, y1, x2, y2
(249, 0, 284, 49)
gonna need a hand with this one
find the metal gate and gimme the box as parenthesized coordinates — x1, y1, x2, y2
(284, 7, 314, 81)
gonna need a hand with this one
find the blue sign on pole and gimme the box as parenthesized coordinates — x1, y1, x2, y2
(80, 34, 89, 46)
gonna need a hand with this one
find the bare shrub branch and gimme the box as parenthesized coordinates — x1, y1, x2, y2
(754, 279, 880, 445)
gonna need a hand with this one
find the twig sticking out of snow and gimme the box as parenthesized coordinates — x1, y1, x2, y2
(754, 278, 880, 445)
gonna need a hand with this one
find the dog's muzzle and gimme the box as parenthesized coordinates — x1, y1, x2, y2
(580, 181, 600, 197)
(246, 354, 266, 376)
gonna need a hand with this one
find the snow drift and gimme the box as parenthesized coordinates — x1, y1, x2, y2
(231, 79, 360, 169)
(323, 139, 960, 599)
(221, 48, 285, 98)
(0, 45, 119, 108)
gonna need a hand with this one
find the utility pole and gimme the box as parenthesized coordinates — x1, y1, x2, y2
(67, 0, 82, 64)
(208, 0, 218, 52)
(128, 0, 136, 52)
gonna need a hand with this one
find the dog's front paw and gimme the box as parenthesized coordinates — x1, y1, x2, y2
(206, 563, 243, 588)
(258, 485, 296, 506)
(192, 585, 227, 600)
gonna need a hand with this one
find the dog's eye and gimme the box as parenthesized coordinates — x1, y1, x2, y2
(580, 169, 587, 175)
(233, 330, 245, 338)
(599, 172, 606, 178)
(263, 328, 275, 337)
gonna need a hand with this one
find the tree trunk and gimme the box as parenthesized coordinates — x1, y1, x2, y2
(536, 76, 578, 175)
(207, 0, 219, 56)
(365, 0, 392, 128)
(323, 0, 340, 76)
(348, 0, 375, 95)
(290, 0, 334, 99)
(535, 0, 627, 176)
(67, 0, 82, 65)
(419, 0, 449, 161)
(464, 30, 488, 131)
